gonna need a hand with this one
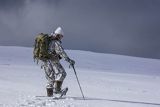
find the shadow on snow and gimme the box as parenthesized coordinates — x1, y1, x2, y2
(67, 96, 160, 106)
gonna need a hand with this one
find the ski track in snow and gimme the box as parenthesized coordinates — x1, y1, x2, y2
(12, 96, 160, 107)
(0, 46, 160, 107)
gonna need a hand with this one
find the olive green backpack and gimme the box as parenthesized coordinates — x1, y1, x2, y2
(33, 33, 52, 63)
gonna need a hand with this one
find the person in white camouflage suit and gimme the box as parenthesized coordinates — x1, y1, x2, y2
(43, 27, 75, 97)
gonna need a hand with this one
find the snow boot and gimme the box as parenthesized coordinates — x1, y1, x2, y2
(46, 88, 53, 97)
(54, 81, 62, 94)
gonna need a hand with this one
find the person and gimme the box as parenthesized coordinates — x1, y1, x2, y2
(42, 27, 75, 97)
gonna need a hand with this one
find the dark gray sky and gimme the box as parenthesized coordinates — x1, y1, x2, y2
(0, 0, 160, 59)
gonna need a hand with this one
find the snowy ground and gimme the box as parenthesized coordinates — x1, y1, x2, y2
(0, 46, 160, 107)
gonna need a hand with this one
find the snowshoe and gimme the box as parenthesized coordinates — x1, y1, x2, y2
(53, 87, 68, 99)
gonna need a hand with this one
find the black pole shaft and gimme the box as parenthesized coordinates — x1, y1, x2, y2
(72, 65, 85, 100)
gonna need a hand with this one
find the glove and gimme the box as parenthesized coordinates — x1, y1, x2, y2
(69, 59, 75, 65)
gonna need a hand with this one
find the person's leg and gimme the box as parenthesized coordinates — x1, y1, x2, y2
(53, 62, 66, 93)
(43, 60, 55, 96)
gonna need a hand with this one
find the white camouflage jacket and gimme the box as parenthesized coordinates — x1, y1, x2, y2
(49, 39, 70, 62)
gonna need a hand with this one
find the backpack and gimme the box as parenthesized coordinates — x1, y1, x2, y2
(33, 33, 52, 63)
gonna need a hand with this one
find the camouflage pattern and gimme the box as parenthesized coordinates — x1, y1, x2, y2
(43, 39, 69, 89)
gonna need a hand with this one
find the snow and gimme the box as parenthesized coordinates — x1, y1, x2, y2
(0, 46, 160, 107)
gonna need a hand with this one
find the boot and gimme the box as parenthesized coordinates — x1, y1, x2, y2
(54, 81, 62, 94)
(46, 88, 53, 97)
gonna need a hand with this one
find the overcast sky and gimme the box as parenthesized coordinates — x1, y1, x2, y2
(0, 0, 160, 59)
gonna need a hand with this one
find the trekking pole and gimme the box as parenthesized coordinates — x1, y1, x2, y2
(71, 64, 85, 100)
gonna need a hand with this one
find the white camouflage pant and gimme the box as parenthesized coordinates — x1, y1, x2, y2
(43, 60, 66, 88)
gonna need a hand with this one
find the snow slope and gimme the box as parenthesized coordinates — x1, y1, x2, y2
(0, 46, 160, 107)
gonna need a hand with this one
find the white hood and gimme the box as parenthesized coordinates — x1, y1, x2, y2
(54, 27, 64, 35)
